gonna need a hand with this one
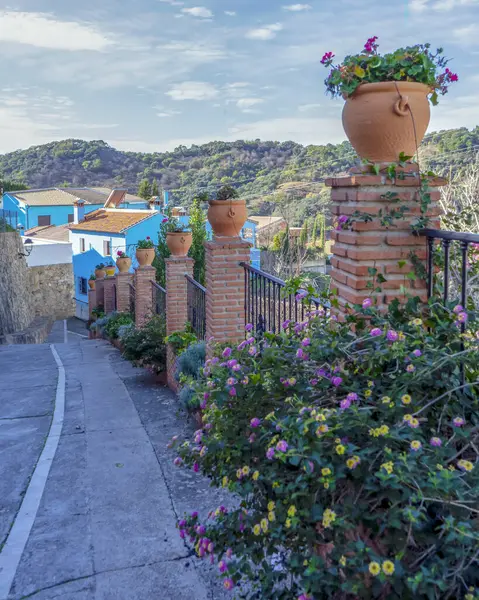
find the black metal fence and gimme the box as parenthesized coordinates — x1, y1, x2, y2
(241, 263, 322, 334)
(186, 274, 206, 340)
(0, 209, 19, 232)
(151, 280, 166, 315)
(112, 283, 117, 311)
(128, 282, 136, 316)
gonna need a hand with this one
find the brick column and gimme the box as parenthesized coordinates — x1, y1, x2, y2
(205, 238, 251, 344)
(88, 289, 97, 319)
(116, 272, 133, 313)
(327, 170, 445, 314)
(134, 266, 156, 327)
(103, 277, 116, 314)
(165, 257, 194, 390)
(95, 277, 105, 310)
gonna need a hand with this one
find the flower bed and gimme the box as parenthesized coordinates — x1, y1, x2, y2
(171, 296, 479, 599)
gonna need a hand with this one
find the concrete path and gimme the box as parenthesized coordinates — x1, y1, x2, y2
(0, 325, 228, 600)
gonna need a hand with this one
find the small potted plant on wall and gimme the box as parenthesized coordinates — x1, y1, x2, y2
(95, 263, 106, 279)
(321, 38, 458, 162)
(164, 216, 193, 257)
(136, 237, 155, 266)
(105, 260, 116, 277)
(88, 274, 96, 290)
(207, 185, 247, 237)
(116, 250, 131, 273)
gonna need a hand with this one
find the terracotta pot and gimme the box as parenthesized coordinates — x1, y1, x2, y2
(116, 256, 131, 273)
(88, 279, 96, 290)
(342, 82, 431, 163)
(166, 232, 193, 257)
(207, 199, 247, 237)
(95, 268, 106, 279)
(136, 248, 155, 267)
(105, 266, 116, 277)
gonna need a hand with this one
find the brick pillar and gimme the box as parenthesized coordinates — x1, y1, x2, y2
(327, 170, 445, 314)
(205, 238, 251, 344)
(95, 277, 105, 310)
(88, 289, 97, 319)
(103, 277, 116, 314)
(165, 257, 194, 390)
(134, 266, 156, 327)
(116, 272, 133, 313)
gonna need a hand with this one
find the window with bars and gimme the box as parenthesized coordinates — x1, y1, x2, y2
(38, 215, 51, 226)
(103, 240, 111, 256)
(78, 277, 88, 295)
(80, 238, 86, 252)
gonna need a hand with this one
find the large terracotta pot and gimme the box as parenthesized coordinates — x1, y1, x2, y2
(136, 248, 155, 267)
(88, 279, 96, 290)
(342, 82, 431, 163)
(166, 232, 192, 257)
(207, 199, 247, 237)
(95, 268, 106, 279)
(116, 256, 132, 273)
(105, 266, 116, 277)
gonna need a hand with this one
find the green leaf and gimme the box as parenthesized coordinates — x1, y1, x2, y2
(430, 91, 439, 106)
(354, 65, 366, 78)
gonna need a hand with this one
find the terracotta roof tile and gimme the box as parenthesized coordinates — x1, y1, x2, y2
(69, 209, 157, 234)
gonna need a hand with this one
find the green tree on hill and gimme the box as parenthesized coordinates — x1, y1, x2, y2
(188, 194, 208, 285)
(151, 179, 159, 197)
(138, 179, 152, 200)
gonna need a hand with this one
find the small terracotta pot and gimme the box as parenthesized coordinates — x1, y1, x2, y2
(95, 268, 106, 279)
(88, 279, 96, 290)
(342, 82, 431, 163)
(136, 248, 155, 267)
(166, 232, 193, 257)
(105, 266, 116, 277)
(116, 256, 131, 273)
(207, 199, 247, 237)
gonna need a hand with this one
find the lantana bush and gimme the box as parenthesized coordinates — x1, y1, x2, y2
(171, 296, 479, 600)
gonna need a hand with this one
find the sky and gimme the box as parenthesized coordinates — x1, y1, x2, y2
(0, 0, 478, 154)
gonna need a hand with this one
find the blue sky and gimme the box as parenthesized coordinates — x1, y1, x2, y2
(0, 0, 477, 154)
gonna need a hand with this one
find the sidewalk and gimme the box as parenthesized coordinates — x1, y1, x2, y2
(0, 333, 228, 600)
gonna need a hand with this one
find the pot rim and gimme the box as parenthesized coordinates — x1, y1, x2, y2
(117, 256, 131, 261)
(166, 231, 192, 237)
(136, 247, 154, 252)
(208, 198, 246, 206)
(346, 81, 432, 98)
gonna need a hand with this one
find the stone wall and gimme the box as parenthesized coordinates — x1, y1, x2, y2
(28, 263, 75, 320)
(0, 232, 31, 335)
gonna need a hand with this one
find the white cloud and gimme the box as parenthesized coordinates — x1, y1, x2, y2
(236, 98, 264, 109)
(298, 103, 322, 111)
(158, 0, 184, 5)
(246, 23, 283, 40)
(156, 109, 182, 117)
(224, 11, 237, 16)
(0, 11, 111, 51)
(282, 4, 312, 10)
(410, 0, 478, 9)
(453, 24, 479, 45)
(166, 81, 219, 100)
(181, 6, 213, 18)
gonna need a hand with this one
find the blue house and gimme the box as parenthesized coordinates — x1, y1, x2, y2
(73, 248, 105, 320)
(3, 187, 147, 230)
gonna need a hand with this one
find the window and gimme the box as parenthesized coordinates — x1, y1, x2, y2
(79, 238, 85, 252)
(38, 215, 51, 226)
(103, 240, 111, 256)
(68, 213, 74, 223)
(78, 277, 88, 295)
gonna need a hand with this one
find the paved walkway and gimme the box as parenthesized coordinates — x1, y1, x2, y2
(0, 322, 227, 600)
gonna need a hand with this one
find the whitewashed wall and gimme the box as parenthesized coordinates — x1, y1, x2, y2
(25, 240, 73, 267)
(69, 231, 126, 257)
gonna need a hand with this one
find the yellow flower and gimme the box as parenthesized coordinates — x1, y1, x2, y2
(367, 381, 374, 388)
(316, 413, 326, 422)
(381, 461, 394, 475)
(381, 396, 391, 404)
(339, 555, 347, 567)
(268, 511, 276, 522)
(322, 467, 332, 476)
(267, 501, 275, 511)
(260, 518, 268, 532)
(287, 505, 297, 517)
(379, 425, 389, 435)
(458, 459, 474, 472)
(285, 518, 291, 528)
(369, 562, 381, 576)
(253, 524, 261, 536)
(436, 463, 444, 471)
(346, 455, 361, 470)
(448, 464, 455, 471)
(401, 394, 412, 405)
(403, 414, 413, 422)
(335, 437, 341, 444)
(364, 389, 372, 398)
(382, 560, 395, 576)
(316, 424, 329, 436)
(222, 476, 229, 487)
(272, 481, 280, 488)
(335, 444, 346, 455)
(324, 482, 330, 489)
(411, 318, 422, 326)
(236, 469, 242, 479)
(252, 471, 259, 481)
(410, 440, 422, 451)
(303, 559, 308, 566)
(322, 508, 336, 528)
(242, 465, 250, 476)
(398, 332, 405, 341)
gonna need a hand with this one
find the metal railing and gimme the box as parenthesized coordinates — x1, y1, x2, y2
(128, 282, 136, 316)
(186, 274, 206, 340)
(151, 280, 166, 315)
(112, 283, 117, 312)
(0, 209, 19, 232)
(241, 262, 322, 334)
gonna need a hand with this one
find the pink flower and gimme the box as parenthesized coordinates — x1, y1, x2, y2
(222, 347, 232, 358)
(223, 578, 234, 591)
(179, 529, 185, 538)
(296, 290, 308, 301)
(413, 349, 422, 358)
(387, 330, 398, 342)
(162, 217, 169, 223)
(331, 376, 343, 387)
(229, 386, 236, 397)
(347, 392, 358, 402)
(370, 328, 382, 337)
(282, 319, 291, 329)
(364, 35, 379, 53)
(296, 348, 308, 360)
(276, 440, 288, 452)
(320, 51, 335, 65)
(227, 377, 237, 386)
(146, 236, 151, 240)
(453, 417, 465, 427)
(453, 304, 465, 314)
(174, 457, 182, 466)
(203, 392, 210, 401)
(245, 323, 253, 332)
(248, 346, 257, 356)
(232, 364, 241, 372)
(301, 337, 311, 347)
(430, 437, 442, 447)
(219, 560, 227, 573)
(266, 447, 275, 460)
(362, 298, 372, 309)
(456, 312, 468, 324)
(406, 364, 415, 373)
(193, 462, 200, 473)
(227, 359, 238, 368)
(250, 417, 261, 428)
(340, 398, 351, 411)
(336, 214, 349, 231)
(237, 340, 247, 351)
(226, 548, 233, 558)
(248, 433, 256, 443)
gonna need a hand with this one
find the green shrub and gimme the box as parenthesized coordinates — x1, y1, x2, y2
(122, 314, 166, 373)
(165, 324, 197, 355)
(103, 312, 134, 339)
(175, 342, 206, 410)
(172, 297, 479, 600)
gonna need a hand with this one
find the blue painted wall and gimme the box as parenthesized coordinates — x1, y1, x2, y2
(72, 247, 105, 315)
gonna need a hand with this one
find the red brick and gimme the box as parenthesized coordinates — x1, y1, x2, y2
(337, 232, 383, 246)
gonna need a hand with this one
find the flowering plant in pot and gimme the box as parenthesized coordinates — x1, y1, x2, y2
(163, 216, 193, 257)
(95, 263, 106, 279)
(116, 249, 132, 273)
(321, 37, 458, 162)
(104, 260, 116, 277)
(136, 237, 156, 267)
(208, 185, 247, 238)
(88, 273, 96, 290)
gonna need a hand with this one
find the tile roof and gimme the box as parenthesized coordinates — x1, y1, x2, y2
(90, 187, 145, 203)
(60, 188, 112, 205)
(10, 189, 96, 206)
(68, 209, 157, 234)
(25, 224, 71, 242)
(247, 216, 285, 229)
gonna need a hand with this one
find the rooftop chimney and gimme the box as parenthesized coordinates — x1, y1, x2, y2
(73, 199, 85, 224)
